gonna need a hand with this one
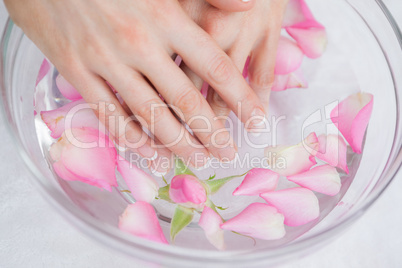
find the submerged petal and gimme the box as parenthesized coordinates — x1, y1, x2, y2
(52, 128, 117, 191)
(282, 0, 316, 28)
(119, 202, 168, 244)
(56, 74, 82, 100)
(316, 134, 349, 173)
(233, 168, 279, 196)
(264, 132, 318, 176)
(260, 188, 319, 226)
(40, 99, 100, 139)
(198, 206, 225, 250)
(220, 203, 285, 240)
(330, 92, 374, 154)
(117, 158, 159, 203)
(275, 36, 304, 75)
(272, 67, 308, 92)
(287, 165, 341, 196)
(286, 27, 327, 59)
(36, 59, 50, 86)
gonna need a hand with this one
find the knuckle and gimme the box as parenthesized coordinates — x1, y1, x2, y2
(210, 92, 228, 110)
(174, 89, 202, 115)
(250, 69, 275, 90)
(206, 54, 233, 85)
(136, 99, 168, 124)
(203, 10, 227, 37)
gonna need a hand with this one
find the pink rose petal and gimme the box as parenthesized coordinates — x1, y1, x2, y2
(117, 158, 159, 203)
(274, 36, 304, 75)
(119, 202, 168, 244)
(41, 99, 100, 139)
(282, 0, 315, 28)
(287, 165, 341, 196)
(169, 175, 207, 208)
(264, 132, 319, 176)
(36, 59, 50, 86)
(316, 134, 349, 173)
(198, 206, 225, 250)
(233, 168, 279, 196)
(330, 92, 374, 154)
(282, 0, 327, 58)
(260, 188, 319, 226)
(220, 203, 285, 240)
(50, 127, 117, 191)
(286, 27, 327, 59)
(56, 74, 82, 100)
(272, 67, 308, 92)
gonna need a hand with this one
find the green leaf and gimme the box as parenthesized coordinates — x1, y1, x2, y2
(207, 174, 216, 181)
(170, 206, 194, 242)
(174, 157, 196, 176)
(205, 171, 249, 194)
(162, 175, 168, 185)
(216, 206, 228, 211)
(158, 185, 171, 202)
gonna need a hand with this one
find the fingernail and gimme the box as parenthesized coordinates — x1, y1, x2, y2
(138, 146, 158, 160)
(189, 152, 211, 169)
(150, 167, 168, 177)
(195, 157, 211, 171)
(218, 146, 237, 163)
(220, 152, 238, 163)
(248, 108, 267, 131)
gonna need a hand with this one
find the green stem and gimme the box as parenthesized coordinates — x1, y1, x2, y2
(205, 171, 249, 194)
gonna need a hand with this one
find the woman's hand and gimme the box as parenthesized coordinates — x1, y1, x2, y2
(4, 0, 267, 171)
(181, 0, 288, 123)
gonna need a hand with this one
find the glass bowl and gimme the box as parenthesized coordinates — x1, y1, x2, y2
(1, 0, 401, 267)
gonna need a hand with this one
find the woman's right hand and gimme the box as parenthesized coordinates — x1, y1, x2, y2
(4, 0, 266, 172)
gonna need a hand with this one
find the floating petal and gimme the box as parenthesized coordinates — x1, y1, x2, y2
(264, 132, 318, 176)
(316, 134, 349, 173)
(287, 165, 341, 196)
(117, 158, 159, 203)
(198, 206, 225, 250)
(260, 188, 319, 226)
(220, 203, 285, 240)
(330, 92, 374, 154)
(119, 202, 168, 244)
(233, 168, 279, 196)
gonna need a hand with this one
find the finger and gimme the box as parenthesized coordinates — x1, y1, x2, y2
(101, 67, 211, 168)
(147, 137, 174, 177)
(141, 53, 237, 162)
(205, 0, 256, 12)
(172, 21, 266, 132)
(248, 9, 284, 109)
(208, 39, 253, 119)
(61, 70, 158, 160)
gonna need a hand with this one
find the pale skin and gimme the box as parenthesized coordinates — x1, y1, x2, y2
(4, 0, 287, 173)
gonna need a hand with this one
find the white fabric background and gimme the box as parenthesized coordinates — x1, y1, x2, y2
(0, 1, 401, 267)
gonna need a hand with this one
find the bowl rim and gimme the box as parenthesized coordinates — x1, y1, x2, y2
(1, 0, 402, 266)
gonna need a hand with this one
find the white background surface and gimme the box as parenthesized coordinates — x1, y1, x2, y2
(1, 1, 402, 267)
